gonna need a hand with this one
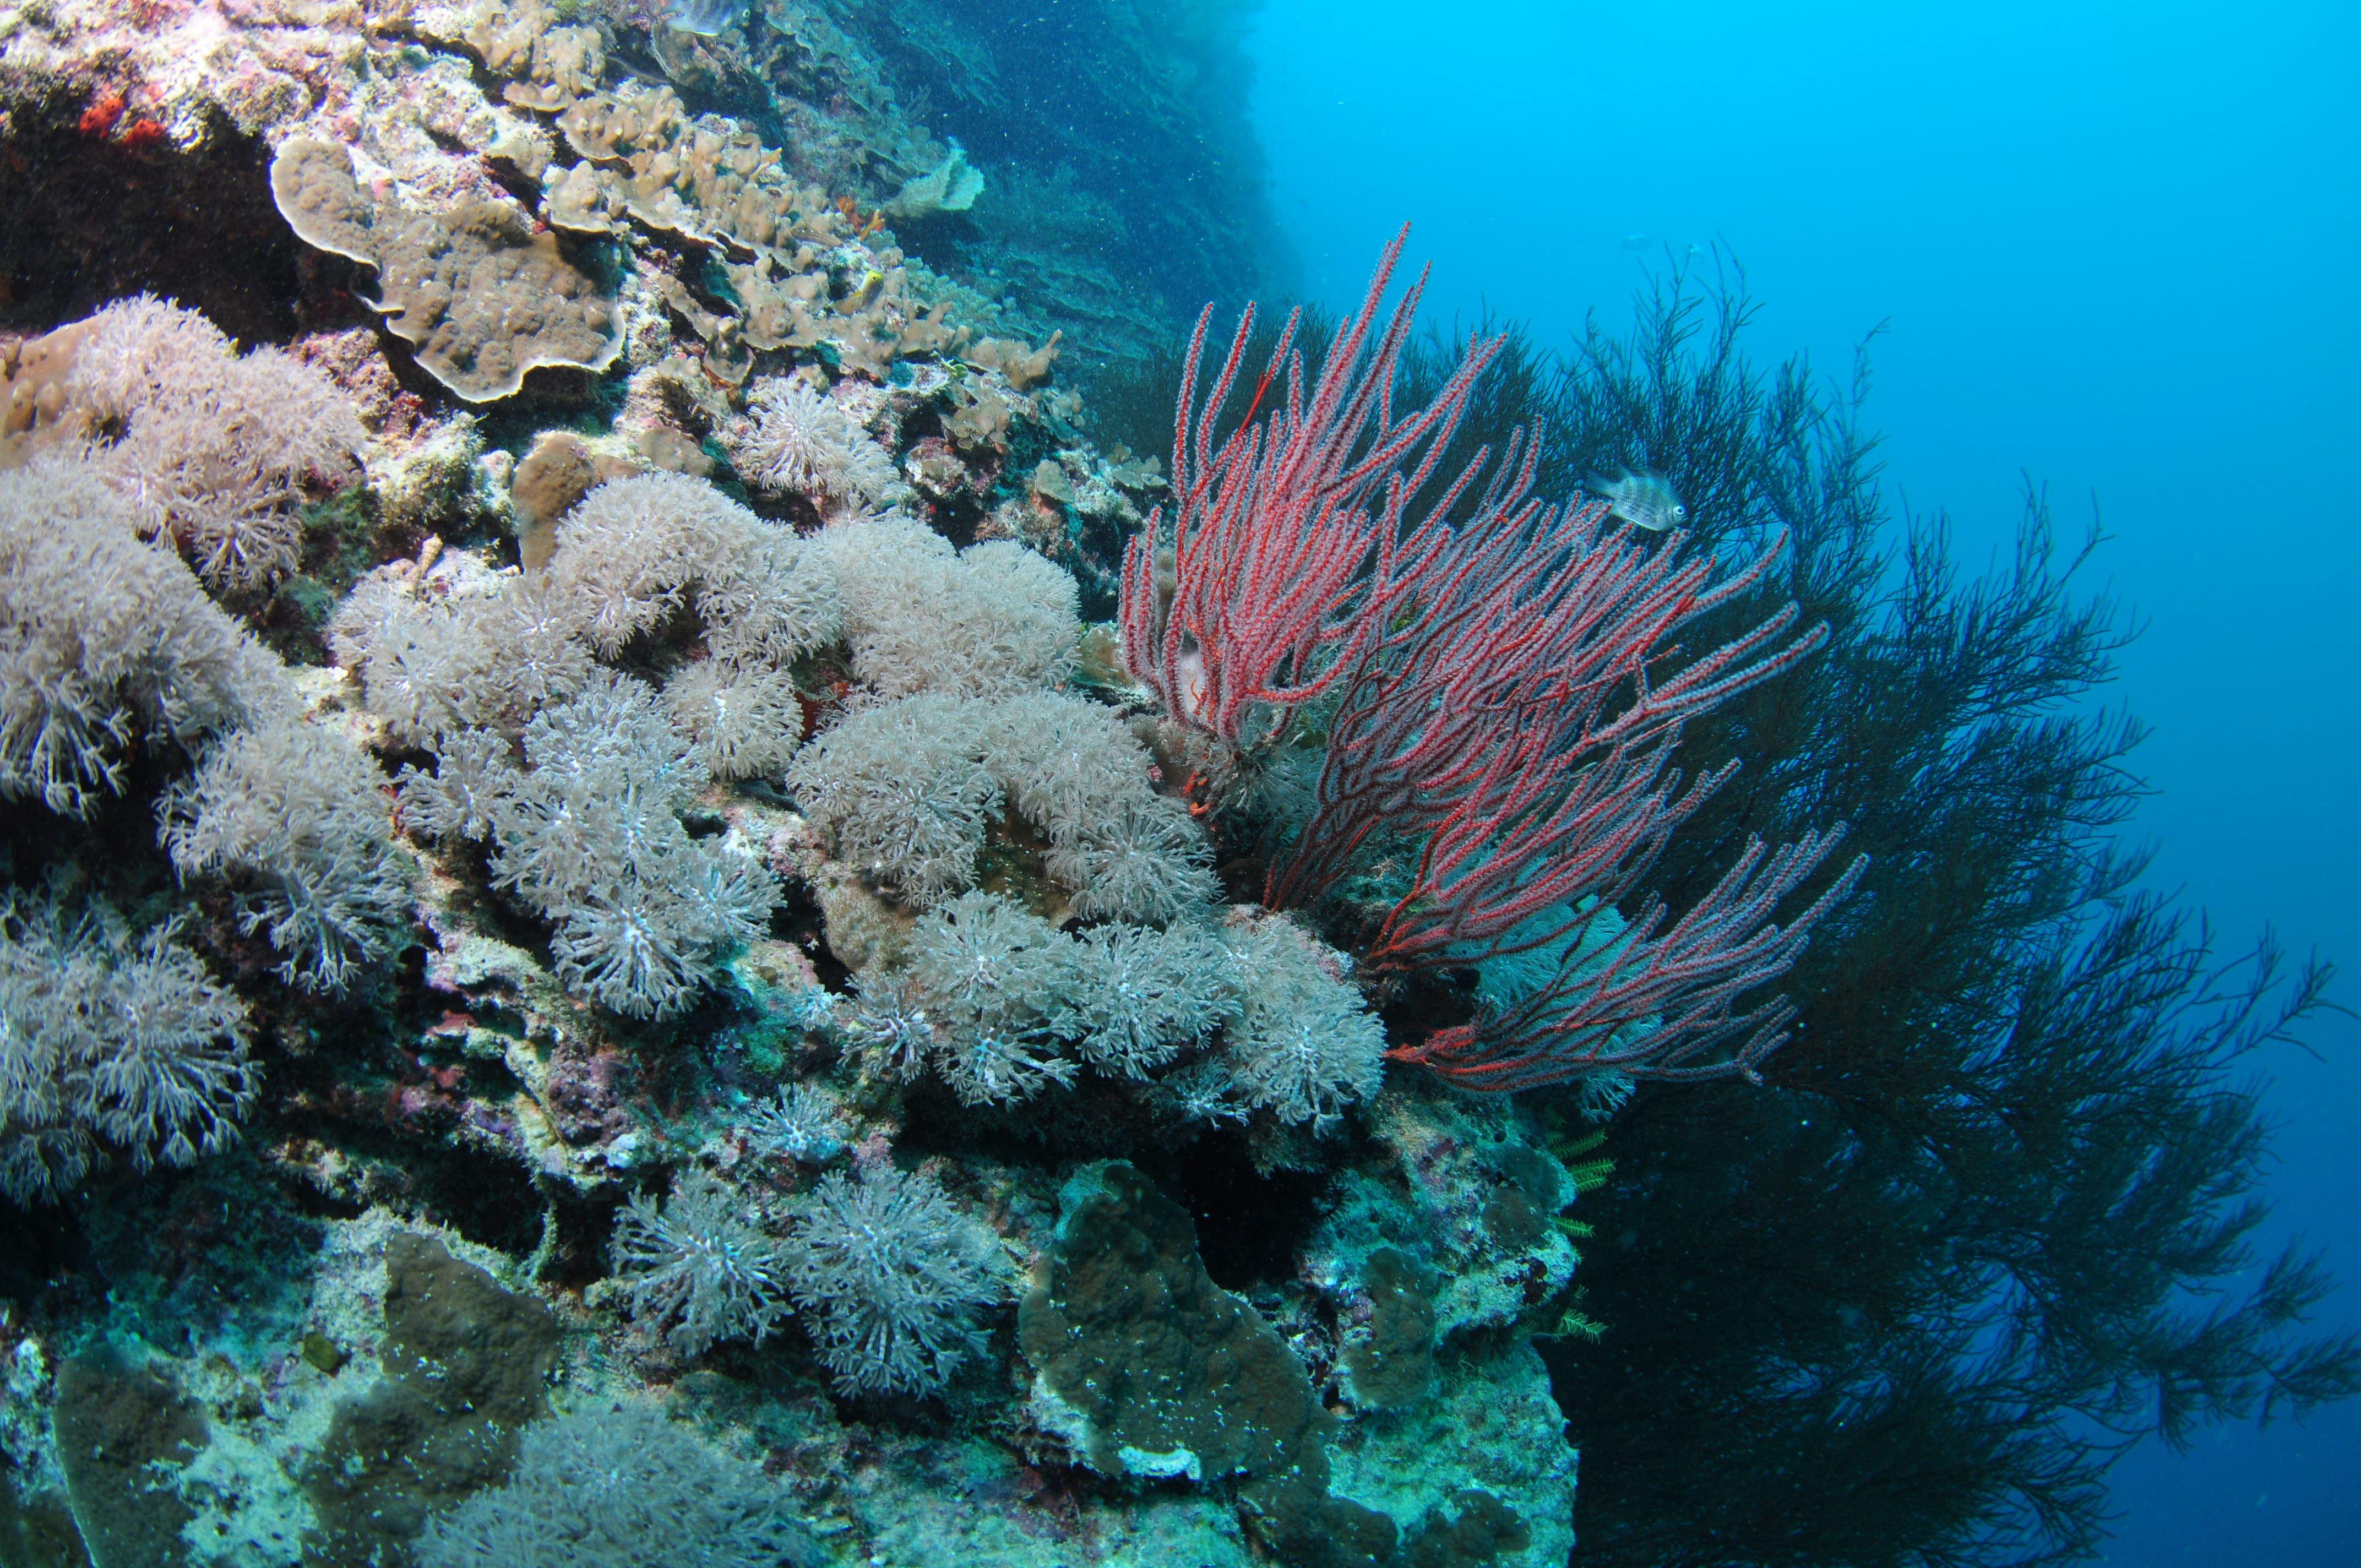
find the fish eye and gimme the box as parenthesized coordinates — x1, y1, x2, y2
(1673, 504, 1688, 519)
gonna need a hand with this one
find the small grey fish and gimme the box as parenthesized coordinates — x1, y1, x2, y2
(1586, 465, 1689, 532)
(666, 0, 749, 36)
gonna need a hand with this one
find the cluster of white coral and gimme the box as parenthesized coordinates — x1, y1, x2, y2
(2, 454, 410, 996)
(7, 298, 363, 592)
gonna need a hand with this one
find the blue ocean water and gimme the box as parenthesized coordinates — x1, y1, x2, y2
(1244, 1, 2360, 1561)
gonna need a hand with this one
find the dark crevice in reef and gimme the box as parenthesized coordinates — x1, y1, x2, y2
(1154, 1140, 1331, 1295)
(459, 888, 562, 975)
(1376, 971, 1481, 1056)
(276, 1168, 371, 1224)
(414, 1139, 548, 1257)
(0, 103, 299, 339)
(772, 875, 850, 987)
(0, 1199, 94, 1309)
(269, 1105, 550, 1260)
(0, 752, 184, 903)
(535, 1182, 625, 1289)
(897, 1066, 1280, 1171)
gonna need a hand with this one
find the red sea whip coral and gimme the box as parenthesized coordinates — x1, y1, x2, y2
(1120, 227, 1496, 750)
(1122, 228, 1865, 1090)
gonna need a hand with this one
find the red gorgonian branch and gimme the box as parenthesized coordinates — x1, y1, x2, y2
(1270, 433, 1867, 1086)
(1264, 446, 1836, 945)
(1119, 226, 1499, 750)
(1122, 231, 1868, 1090)
(1386, 830, 1867, 1090)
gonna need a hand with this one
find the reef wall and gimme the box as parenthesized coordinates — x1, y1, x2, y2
(0, 0, 1599, 1562)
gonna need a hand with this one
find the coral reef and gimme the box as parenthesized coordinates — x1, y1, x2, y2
(883, 142, 984, 222)
(812, 518, 1082, 699)
(307, 1228, 562, 1559)
(0, 231, 1629, 1563)
(0, 0, 1943, 1563)
(1020, 1159, 1573, 1566)
(787, 685, 1212, 920)
(727, 374, 902, 514)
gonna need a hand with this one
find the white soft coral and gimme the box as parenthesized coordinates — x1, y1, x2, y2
(728, 374, 903, 514)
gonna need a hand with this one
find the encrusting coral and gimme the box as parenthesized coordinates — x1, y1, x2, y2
(270, 138, 625, 404)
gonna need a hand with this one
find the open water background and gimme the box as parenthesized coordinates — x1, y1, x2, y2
(1243, 2, 2361, 1560)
